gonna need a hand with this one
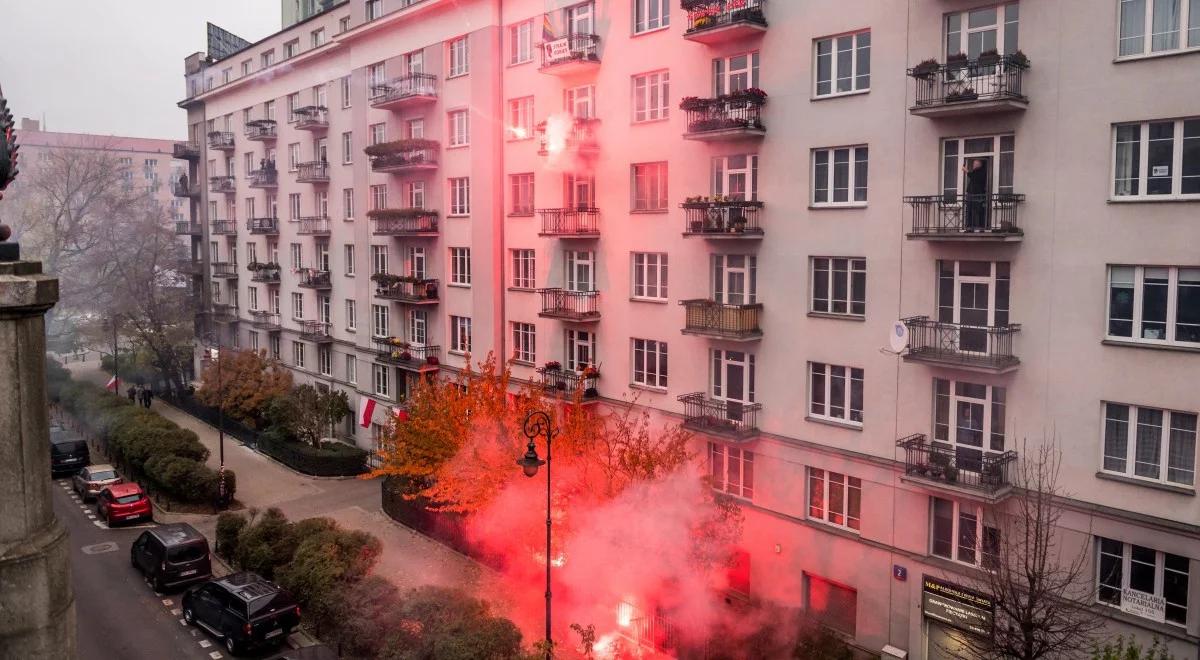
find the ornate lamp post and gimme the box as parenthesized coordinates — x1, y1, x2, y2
(516, 410, 553, 658)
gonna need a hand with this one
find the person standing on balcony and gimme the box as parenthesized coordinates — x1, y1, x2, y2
(963, 159, 989, 231)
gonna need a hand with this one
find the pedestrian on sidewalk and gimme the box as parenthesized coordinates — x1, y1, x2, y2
(127, 386, 137, 402)
(142, 387, 154, 409)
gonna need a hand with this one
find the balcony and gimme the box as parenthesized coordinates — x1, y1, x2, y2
(211, 303, 239, 324)
(536, 118, 599, 157)
(176, 259, 202, 276)
(173, 142, 201, 160)
(369, 209, 439, 237)
(244, 119, 277, 141)
(246, 217, 279, 235)
(897, 434, 1017, 501)
(373, 275, 439, 304)
(297, 268, 332, 290)
(211, 262, 239, 279)
(681, 91, 766, 141)
(678, 392, 761, 440)
(538, 208, 600, 237)
(681, 299, 762, 341)
(536, 366, 600, 402)
(248, 262, 281, 283)
(682, 0, 768, 45)
(292, 106, 329, 130)
(207, 131, 235, 151)
(209, 176, 236, 194)
(249, 168, 278, 189)
(369, 73, 438, 110)
(295, 161, 330, 183)
(172, 180, 200, 198)
(908, 54, 1029, 118)
(901, 316, 1020, 373)
(539, 33, 601, 75)
(366, 139, 439, 173)
(250, 311, 282, 331)
(295, 216, 331, 235)
(210, 219, 236, 235)
(904, 193, 1024, 241)
(373, 339, 441, 371)
(297, 320, 332, 343)
(174, 221, 202, 236)
(537, 289, 600, 322)
(681, 199, 764, 238)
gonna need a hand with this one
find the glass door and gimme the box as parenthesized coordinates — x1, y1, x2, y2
(937, 261, 1010, 355)
(712, 255, 757, 305)
(566, 250, 593, 292)
(567, 3, 594, 35)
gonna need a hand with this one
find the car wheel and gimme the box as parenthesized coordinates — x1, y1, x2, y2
(182, 608, 195, 625)
(152, 575, 165, 593)
(224, 635, 240, 655)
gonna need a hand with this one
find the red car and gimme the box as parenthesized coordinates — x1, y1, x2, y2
(96, 483, 152, 526)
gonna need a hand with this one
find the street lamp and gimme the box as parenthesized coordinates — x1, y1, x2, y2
(516, 410, 553, 658)
(201, 331, 227, 507)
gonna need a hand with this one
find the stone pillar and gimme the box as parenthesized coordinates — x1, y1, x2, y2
(0, 254, 76, 660)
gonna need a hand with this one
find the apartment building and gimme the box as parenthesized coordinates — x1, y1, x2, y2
(179, 0, 1199, 657)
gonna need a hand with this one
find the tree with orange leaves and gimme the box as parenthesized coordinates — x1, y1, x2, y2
(196, 348, 293, 428)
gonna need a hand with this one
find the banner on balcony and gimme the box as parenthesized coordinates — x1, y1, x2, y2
(543, 38, 571, 63)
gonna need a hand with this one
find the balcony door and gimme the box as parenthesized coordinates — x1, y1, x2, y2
(712, 52, 761, 95)
(566, 250, 594, 292)
(565, 174, 595, 210)
(937, 260, 1010, 355)
(564, 85, 595, 120)
(941, 136, 1014, 197)
(404, 50, 423, 75)
(711, 155, 759, 201)
(945, 3, 1019, 60)
(712, 254, 757, 305)
(933, 378, 1006, 472)
(711, 349, 755, 422)
(316, 242, 329, 272)
(315, 137, 328, 163)
(565, 329, 595, 371)
(406, 246, 426, 279)
(408, 310, 427, 347)
(566, 2, 594, 36)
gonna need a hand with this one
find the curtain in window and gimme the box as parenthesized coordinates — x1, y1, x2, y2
(1168, 412, 1197, 484)
(1134, 407, 1164, 478)
(1104, 404, 1131, 472)
(1152, 0, 1182, 51)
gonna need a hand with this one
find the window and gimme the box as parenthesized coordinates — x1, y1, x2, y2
(287, 143, 300, 171)
(1119, 0, 1200, 56)
(369, 122, 386, 146)
(288, 193, 302, 222)
(808, 468, 861, 531)
(1112, 118, 1200, 199)
(318, 346, 331, 376)
(812, 146, 868, 205)
(710, 154, 759, 201)
(510, 20, 533, 64)
(287, 93, 300, 120)
(512, 249, 535, 289)
(512, 322, 536, 363)
(340, 75, 352, 108)
(565, 250, 595, 292)
(343, 244, 355, 276)
(934, 379, 1007, 469)
(1097, 537, 1189, 625)
(345, 355, 357, 383)
(564, 84, 595, 119)
(710, 349, 755, 404)
(809, 362, 864, 426)
(409, 309, 428, 346)
(631, 252, 668, 300)
(811, 258, 866, 317)
(249, 331, 260, 351)
(632, 338, 668, 389)
(365, 0, 382, 21)
(508, 97, 534, 139)
(451, 316, 472, 353)
(451, 247, 472, 285)
(449, 110, 470, 146)
(319, 294, 331, 323)
(343, 188, 355, 220)
(311, 28, 325, 47)
(631, 162, 668, 211)
(709, 442, 753, 499)
(1102, 402, 1197, 487)
(241, 59, 252, 76)
(292, 341, 306, 368)
(1107, 265, 1200, 345)
(633, 0, 670, 33)
(291, 292, 304, 319)
(370, 184, 387, 211)
(267, 334, 280, 360)
(404, 49, 424, 74)
(341, 132, 352, 164)
(261, 50, 275, 68)
(371, 245, 388, 275)
(945, 3, 1020, 58)
(510, 173, 534, 215)
(407, 182, 425, 209)
(632, 71, 670, 122)
(407, 118, 424, 139)
(405, 247, 426, 279)
(449, 177, 471, 215)
(711, 254, 756, 304)
(713, 52, 760, 95)
(931, 497, 999, 570)
(373, 364, 389, 397)
(448, 36, 469, 77)
(814, 30, 871, 96)
(345, 299, 357, 331)
(372, 304, 389, 338)
(284, 40, 299, 59)
(565, 329, 596, 370)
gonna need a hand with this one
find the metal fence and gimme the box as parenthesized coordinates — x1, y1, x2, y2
(905, 193, 1024, 236)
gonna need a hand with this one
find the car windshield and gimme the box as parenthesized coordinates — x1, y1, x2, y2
(168, 544, 207, 562)
(115, 493, 143, 504)
(89, 470, 117, 481)
(51, 441, 86, 455)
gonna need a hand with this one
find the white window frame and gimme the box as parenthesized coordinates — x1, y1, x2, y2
(448, 109, 470, 147)
(710, 349, 755, 404)
(318, 345, 332, 376)
(369, 122, 386, 146)
(373, 364, 390, 398)
(370, 184, 387, 212)
(371, 245, 388, 275)
(807, 468, 862, 532)
(508, 97, 534, 140)
(713, 51, 760, 95)
(1117, 0, 1200, 58)
(512, 249, 535, 289)
(512, 322, 536, 364)
(449, 177, 471, 215)
(366, 0, 382, 21)
(709, 442, 754, 499)
(812, 145, 869, 207)
(631, 252, 668, 301)
(813, 30, 871, 97)
(451, 247, 472, 286)
(633, 0, 670, 34)
(632, 71, 670, 123)
(944, 3, 1020, 59)
(344, 244, 355, 276)
(405, 246, 426, 280)
(510, 173, 534, 215)
(808, 362, 864, 426)
(510, 20, 533, 64)
(631, 338, 668, 389)
(711, 254, 756, 304)
(710, 154, 759, 201)
(931, 498, 999, 568)
(343, 188, 355, 220)
(810, 257, 866, 317)
(565, 328, 596, 371)
(450, 316, 472, 354)
(292, 341, 306, 368)
(933, 378, 1007, 461)
(291, 292, 304, 320)
(564, 85, 595, 120)
(340, 75, 352, 108)
(371, 303, 389, 338)
(341, 132, 353, 164)
(409, 309, 428, 346)
(1106, 265, 1200, 346)
(448, 36, 469, 77)
(345, 299, 357, 331)
(346, 355, 357, 383)
(1101, 402, 1197, 488)
(1096, 537, 1190, 626)
(407, 181, 426, 209)
(631, 162, 668, 211)
(1111, 119, 1200, 200)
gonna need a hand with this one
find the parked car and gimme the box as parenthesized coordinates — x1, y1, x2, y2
(130, 523, 212, 591)
(49, 427, 89, 476)
(182, 572, 301, 656)
(72, 464, 121, 501)
(95, 483, 152, 526)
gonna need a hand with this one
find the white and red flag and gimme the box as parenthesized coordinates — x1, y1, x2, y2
(105, 376, 120, 392)
(357, 396, 377, 428)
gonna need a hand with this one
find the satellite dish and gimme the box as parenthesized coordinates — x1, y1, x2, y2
(888, 320, 909, 353)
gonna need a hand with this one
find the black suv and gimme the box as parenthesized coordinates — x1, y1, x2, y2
(182, 572, 300, 656)
(49, 426, 89, 476)
(130, 523, 212, 591)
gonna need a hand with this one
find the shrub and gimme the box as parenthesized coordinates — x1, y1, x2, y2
(318, 576, 403, 657)
(234, 508, 294, 579)
(378, 586, 525, 660)
(45, 358, 70, 401)
(275, 528, 382, 626)
(216, 513, 247, 559)
(1093, 636, 1175, 660)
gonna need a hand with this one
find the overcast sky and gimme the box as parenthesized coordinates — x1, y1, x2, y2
(0, 1, 280, 140)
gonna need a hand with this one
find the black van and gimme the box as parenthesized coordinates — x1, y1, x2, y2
(130, 523, 212, 591)
(182, 572, 301, 656)
(49, 426, 90, 476)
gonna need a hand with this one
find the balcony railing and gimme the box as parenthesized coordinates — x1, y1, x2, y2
(538, 289, 600, 321)
(249, 168, 278, 188)
(678, 392, 761, 439)
(296, 161, 330, 183)
(902, 316, 1020, 372)
(904, 193, 1024, 240)
(211, 262, 239, 279)
(207, 131, 235, 150)
(369, 73, 438, 109)
(681, 299, 762, 340)
(174, 221, 202, 236)
(250, 311, 282, 330)
(897, 433, 1017, 497)
(210, 219, 236, 235)
(536, 118, 599, 157)
(248, 262, 281, 283)
(297, 268, 332, 289)
(681, 200, 764, 237)
(297, 320, 332, 342)
(681, 93, 766, 140)
(296, 216, 331, 235)
(369, 209, 439, 236)
(536, 367, 600, 401)
(209, 176, 236, 194)
(172, 180, 200, 197)
(682, 0, 768, 43)
(173, 142, 201, 160)
(538, 208, 600, 236)
(211, 303, 239, 323)
(246, 217, 279, 235)
(244, 119, 278, 141)
(908, 55, 1029, 117)
(292, 106, 329, 130)
(539, 33, 601, 72)
(373, 339, 442, 370)
(366, 140, 440, 173)
(176, 259, 202, 276)
(374, 276, 439, 304)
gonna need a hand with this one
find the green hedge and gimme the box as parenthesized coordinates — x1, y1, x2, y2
(256, 429, 367, 477)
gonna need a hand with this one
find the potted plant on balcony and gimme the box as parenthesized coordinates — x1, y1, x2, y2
(946, 86, 978, 102)
(424, 280, 438, 299)
(1005, 50, 1029, 68)
(946, 51, 969, 67)
(910, 58, 940, 79)
(976, 48, 1001, 67)
(928, 451, 951, 479)
(679, 96, 708, 111)
(399, 350, 413, 362)
(728, 214, 747, 233)
(543, 361, 561, 372)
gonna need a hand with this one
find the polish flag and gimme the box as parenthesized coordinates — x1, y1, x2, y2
(357, 397, 377, 428)
(393, 407, 409, 423)
(105, 376, 120, 392)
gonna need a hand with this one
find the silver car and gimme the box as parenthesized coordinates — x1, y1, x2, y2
(73, 464, 122, 501)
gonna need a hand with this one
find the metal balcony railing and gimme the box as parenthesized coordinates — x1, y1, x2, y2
(909, 55, 1029, 111)
(211, 262, 239, 278)
(249, 168, 278, 188)
(681, 94, 766, 137)
(539, 33, 601, 69)
(367, 143, 439, 172)
(296, 161, 329, 182)
(370, 211, 439, 236)
(682, 0, 768, 36)
(244, 120, 278, 140)
(897, 433, 1017, 496)
(297, 320, 332, 342)
(536, 118, 599, 156)
(536, 367, 600, 400)
(246, 217, 279, 235)
(297, 268, 332, 289)
(902, 316, 1020, 371)
(248, 263, 281, 283)
(538, 208, 600, 236)
(209, 219, 236, 235)
(172, 180, 200, 197)
(296, 216, 331, 235)
(904, 193, 1024, 238)
(538, 288, 600, 321)
(292, 106, 329, 129)
(369, 73, 438, 108)
(678, 392, 761, 439)
(209, 176, 236, 194)
(249, 311, 282, 330)
(207, 131, 235, 150)
(173, 142, 200, 160)
(174, 221, 202, 235)
(373, 339, 442, 368)
(211, 302, 239, 323)
(681, 300, 762, 339)
(681, 200, 764, 236)
(374, 277, 439, 303)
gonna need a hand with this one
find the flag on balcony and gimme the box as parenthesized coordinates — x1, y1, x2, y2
(357, 396, 377, 428)
(105, 375, 120, 392)
(542, 13, 555, 41)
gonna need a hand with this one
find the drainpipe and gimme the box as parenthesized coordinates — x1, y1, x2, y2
(495, 0, 507, 366)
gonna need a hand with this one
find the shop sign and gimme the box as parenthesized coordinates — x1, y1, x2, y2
(921, 576, 994, 636)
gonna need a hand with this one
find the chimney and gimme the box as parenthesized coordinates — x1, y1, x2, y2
(20, 118, 41, 132)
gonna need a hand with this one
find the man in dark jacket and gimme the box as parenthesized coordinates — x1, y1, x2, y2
(963, 159, 989, 231)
